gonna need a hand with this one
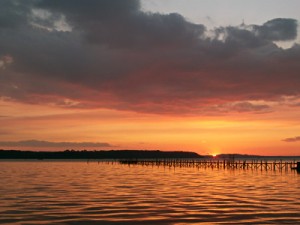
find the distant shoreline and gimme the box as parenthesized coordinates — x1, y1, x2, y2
(0, 149, 202, 159)
(0, 149, 299, 160)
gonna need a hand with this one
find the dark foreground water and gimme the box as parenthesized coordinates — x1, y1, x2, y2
(0, 160, 300, 224)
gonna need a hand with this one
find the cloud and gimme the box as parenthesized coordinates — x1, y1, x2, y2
(282, 136, 300, 142)
(230, 102, 271, 113)
(291, 103, 300, 107)
(255, 18, 298, 41)
(37, 0, 205, 49)
(209, 101, 272, 114)
(0, 140, 113, 148)
(0, 55, 13, 69)
(0, 130, 10, 136)
(0, 0, 34, 28)
(0, 0, 299, 115)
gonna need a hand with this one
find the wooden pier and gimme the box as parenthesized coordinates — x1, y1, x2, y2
(119, 159, 299, 171)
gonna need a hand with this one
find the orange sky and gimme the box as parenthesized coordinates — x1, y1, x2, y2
(1, 99, 300, 156)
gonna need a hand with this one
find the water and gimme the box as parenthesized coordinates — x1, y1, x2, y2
(1, 160, 300, 224)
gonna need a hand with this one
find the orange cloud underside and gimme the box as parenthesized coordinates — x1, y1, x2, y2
(1, 99, 300, 156)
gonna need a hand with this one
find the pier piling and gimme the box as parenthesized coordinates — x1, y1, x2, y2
(118, 159, 299, 171)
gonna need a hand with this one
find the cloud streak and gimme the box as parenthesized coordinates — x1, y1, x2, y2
(0, 0, 299, 115)
(0, 140, 113, 148)
(282, 136, 300, 143)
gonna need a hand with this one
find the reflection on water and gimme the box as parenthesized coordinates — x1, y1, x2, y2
(0, 161, 300, 224)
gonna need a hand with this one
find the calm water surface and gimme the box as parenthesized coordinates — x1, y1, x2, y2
(0, 160, 300, 224)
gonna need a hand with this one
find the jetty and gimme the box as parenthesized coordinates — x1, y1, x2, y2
(119, 159, 300, 172)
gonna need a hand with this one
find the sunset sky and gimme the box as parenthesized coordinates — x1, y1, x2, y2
(1, 0, 300, 155)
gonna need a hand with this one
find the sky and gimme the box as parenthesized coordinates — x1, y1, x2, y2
(1, 0, 300, 156)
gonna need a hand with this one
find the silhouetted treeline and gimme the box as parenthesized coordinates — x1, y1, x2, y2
(0, 150, 202, 159)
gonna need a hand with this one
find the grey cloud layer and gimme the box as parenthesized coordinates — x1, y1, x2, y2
(0, 0, 299, 114)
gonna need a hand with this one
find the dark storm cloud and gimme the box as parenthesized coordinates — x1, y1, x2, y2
(0, 140, 113, 148)
(282, 136, 300, 143)
(37, 0, 205, 49)
(0, 0, 34, 28)
(255, 18, 298, 41)
(0, 0, 299, 115)
(37, 0, 140, 18)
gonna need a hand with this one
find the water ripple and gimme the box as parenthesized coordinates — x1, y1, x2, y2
(1, 161, 300, 224)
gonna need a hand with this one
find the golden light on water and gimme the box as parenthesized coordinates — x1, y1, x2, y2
(1, 161, 300, 224)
